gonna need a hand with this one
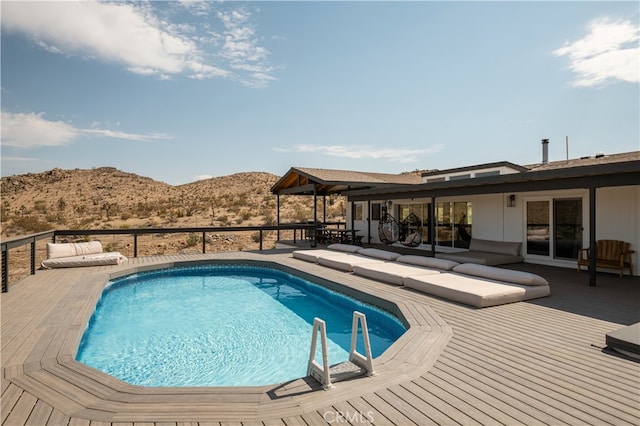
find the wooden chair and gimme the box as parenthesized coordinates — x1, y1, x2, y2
(577, 240, 634, 278)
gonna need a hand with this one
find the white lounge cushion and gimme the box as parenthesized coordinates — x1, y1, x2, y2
(469, 238, 522, 256)
(46, 241, 103, 259)
(353, 262, 440, 286)
(356, 248, 402, 261)
(317, 253, 384, 272)
(327, 243, 361, 253)
(292, 249, 348, 263)
(404, 273, 550, 308)
(397, 255, 460, 271)
(41, 252, 127, 269)
(453, 263, 548, 286)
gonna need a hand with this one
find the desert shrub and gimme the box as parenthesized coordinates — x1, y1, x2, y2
(120, 212, 132, 221)
(262, 213, 276, 226)
(12, 216, 53, 233)
(185, 233, 200, 247)
(103, 242, 119, 252)
(79, 217, 95, 226)
(293, 207, 312, 222)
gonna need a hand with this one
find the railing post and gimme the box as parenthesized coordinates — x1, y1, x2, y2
(30, 240, 36, 275)
(2, 248, 8, 293)
(259, 230, 263, 251)
(134, 233, 138, 257)
(202, 231, 206, 254)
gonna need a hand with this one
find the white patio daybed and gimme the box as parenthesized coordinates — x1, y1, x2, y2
(436, 238, 524, 266)
(292, 244, 550, 308)
(41, 241, 127, 269)
(403, 263, 550, 308)
(352, 256, 458, 286)
(293, 244, 402, 272)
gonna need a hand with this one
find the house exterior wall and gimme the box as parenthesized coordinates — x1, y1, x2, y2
(348, 184, 639, 271)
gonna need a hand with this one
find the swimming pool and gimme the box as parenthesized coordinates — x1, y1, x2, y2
(76, 263, 407, 387)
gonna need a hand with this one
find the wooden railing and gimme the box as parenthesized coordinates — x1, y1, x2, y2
(1, 224, 319, 293)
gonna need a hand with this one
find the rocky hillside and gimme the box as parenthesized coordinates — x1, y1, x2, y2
(1, 167, 345, 244)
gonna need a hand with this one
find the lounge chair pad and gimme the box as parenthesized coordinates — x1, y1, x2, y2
(353, 262, 440, 286)
(404, 273, 550, 308)
(41, 252, 127, 269)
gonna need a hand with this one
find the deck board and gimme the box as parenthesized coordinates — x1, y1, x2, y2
(2, 250, 639, 425)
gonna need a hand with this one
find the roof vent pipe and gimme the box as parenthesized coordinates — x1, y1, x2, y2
(541, 139, 549, 164)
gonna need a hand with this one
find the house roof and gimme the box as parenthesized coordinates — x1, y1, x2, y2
(525, 151, 640, 171)
(421, 161, 528, 177)
(344, 151, 640, 201)
(271, 152, 640, 199)
(270, 167, 422, 196)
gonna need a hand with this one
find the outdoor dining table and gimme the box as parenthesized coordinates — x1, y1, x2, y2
(322, 228, 361, 245)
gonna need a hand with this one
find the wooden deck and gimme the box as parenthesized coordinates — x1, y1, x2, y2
(2, 249, 639, 425)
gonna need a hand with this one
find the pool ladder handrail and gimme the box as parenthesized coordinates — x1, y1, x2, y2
(307, 311, 375, 390)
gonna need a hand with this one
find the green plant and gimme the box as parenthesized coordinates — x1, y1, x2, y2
(185, 233, 200, 247)
(12, 216, 53, 233)
(103, 242, 119, 252)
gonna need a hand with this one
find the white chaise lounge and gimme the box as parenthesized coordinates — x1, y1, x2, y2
(436, 238, 524, 266)
(292, 244, 550, 308)
(293, 244, 402, 272)
(353, 256, 459, 286)
(42, 241, 127, 269)
(403, 263, 550, 308)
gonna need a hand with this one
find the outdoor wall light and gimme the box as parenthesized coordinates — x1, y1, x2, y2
(507, 194, 517, 208)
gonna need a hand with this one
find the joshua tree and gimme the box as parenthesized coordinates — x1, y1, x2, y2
(101, 203, 113, 220)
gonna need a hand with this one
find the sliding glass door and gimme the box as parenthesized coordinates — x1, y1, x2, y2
(554, 198, 583, 259)
(526, 198, 583, 259)
(526, 200, 550, 256)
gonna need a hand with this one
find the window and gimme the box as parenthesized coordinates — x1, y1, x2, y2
(526, 200, 549, 256)
(425, 177, 445, 183)
(475, 170, 500, 178)
(396, 203, 431, 243)
(371, 203, 381, 221)
(554, 198, 582, 259)
(449, 174, 471, 181)
(526, 198, 583, 259)
(436, 201, 472, 248)
(354, 203, 364, 221)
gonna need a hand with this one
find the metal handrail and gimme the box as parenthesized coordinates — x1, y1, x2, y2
(1, 224, 316, 293)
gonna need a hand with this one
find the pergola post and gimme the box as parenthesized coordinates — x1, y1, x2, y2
(312, 185, 318, 247)
(589, 187, 597, 287)
(430, 197, 436, 256)
(276, 194, 281, 241)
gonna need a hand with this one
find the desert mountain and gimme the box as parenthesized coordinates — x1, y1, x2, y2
(1, 167, 345, 243)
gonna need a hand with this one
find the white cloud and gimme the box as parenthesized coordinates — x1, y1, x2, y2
(1, 111, 171, 148)
(82, 128, 171, 142)
(554, 17, 639, 87)
(217, 7, 275, 88)
(2, 1, 274, 87)
(193, 174, 213, 181)
(177, 1, 213, 17)
(1, 112, 78, 148)
(277, 144, 444, 163)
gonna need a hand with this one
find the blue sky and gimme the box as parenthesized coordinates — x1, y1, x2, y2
(1, 1, 638, 185)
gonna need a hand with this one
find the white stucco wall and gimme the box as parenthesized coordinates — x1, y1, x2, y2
(347, 184, 639, 270)
(589, 185, 639, 270)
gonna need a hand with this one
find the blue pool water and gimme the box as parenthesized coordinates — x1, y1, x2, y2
(76, 264, 406, 387)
